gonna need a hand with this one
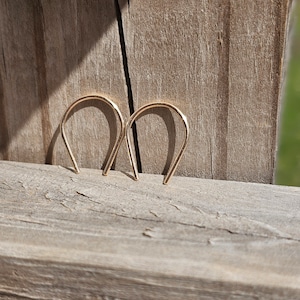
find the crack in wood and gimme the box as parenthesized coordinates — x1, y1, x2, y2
(114, 0, 142, 173)
(149, 210, 160, 218)
(77, 209, 300, 244)
(0, 290, 48, 300)
(76, 190, 90, 198)
(6, 217, 50, 227)
(0, 50, 9, 160)
(1, 46, 6, 75)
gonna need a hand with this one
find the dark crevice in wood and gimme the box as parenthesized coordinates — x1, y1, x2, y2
(0, 31, 9, 160)
(114, 0, 142, 173)
(0, 67, 9, 160)
(0, 290, 43, 300)
(1, 47, 6, 75)
(32, 0, 52, 162)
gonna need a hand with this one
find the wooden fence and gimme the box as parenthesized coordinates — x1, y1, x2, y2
(0, 0, 293, 183)
(1, 1, 299, 299)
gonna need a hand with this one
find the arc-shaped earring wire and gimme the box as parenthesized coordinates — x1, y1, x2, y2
(60, 95, 125, 176)
(126, 102, 189, 185)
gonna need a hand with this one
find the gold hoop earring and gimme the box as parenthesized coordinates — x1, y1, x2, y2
(126, 102, 189, 185)
(60, 95, 125, 176)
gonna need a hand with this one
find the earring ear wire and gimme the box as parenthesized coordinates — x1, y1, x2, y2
(125, 102, 189, 185)
(60, 95, 125, 176)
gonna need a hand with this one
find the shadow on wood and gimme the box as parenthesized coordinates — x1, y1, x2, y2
(131, 107, 177, 175)
(0, 0, 128, 164)
(46, 98, 118, 171)
(0, 0, 294, 183)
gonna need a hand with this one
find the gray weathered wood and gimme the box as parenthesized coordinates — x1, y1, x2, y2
(0, 0, 45, 162)
(0, 0, 131, 170)
(227, 0, 292, 183)
(121, 0, 293, 182)
(41, 0, 131, 172)
(0, 161, 299, 299)
(0, 0, 294, 183)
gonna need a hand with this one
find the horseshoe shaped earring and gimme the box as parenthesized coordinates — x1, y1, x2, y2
(126, 102, 189, 185)
(60, 95, 125, 176)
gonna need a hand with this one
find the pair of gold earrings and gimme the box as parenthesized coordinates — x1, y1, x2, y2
(60, 94, 189, 184)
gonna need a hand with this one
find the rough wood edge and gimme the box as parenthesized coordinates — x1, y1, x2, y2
(0, 161, 299, 298)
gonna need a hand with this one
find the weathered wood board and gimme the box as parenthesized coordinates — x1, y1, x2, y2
(0, 0, 294, 183)
(0, 161, 300, 299)
(121, 0, 293, 182)
(0, 0, 131, 171)
(227, 0, 292, 183)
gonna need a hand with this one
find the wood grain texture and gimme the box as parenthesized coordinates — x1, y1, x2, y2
(121, 0, 230, 179)
(227, 0, 292, 183)
(0, 0, 45, 162)
(0, 161, 300, 299)
(0, 0, 131, 171)
(41, 0, 131, 172)
(121, 0, 293, 182)
(0, 0, 294, 183)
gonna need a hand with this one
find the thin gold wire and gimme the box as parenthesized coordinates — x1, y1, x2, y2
(126, 102, 189, 185)
(60, 95, 125, 176)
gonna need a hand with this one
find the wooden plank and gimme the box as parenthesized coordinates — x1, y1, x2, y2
(0, 0, 294, 182)
(0, 0, 131, 170)
(227, 0, 293, 183)
(41, 0, 131, 171)
(0, 161, 300, 299)
(121, 0, 231, 180)
(121, 0, 292, 182)
(0, 0, 45, 162)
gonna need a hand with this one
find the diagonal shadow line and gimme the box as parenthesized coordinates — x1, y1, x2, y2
(0, 0, 128, 164)
(114, 0, 142, 174)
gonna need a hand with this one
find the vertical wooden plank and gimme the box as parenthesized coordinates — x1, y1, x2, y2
(227, 0, 292, 182)
(121, 0, 231, 179)
(0, 0, 45, 162)
(0, 0, 131, 171)
(122, 0, 291, 182)
(0, 0, 292, 182)
(41, 0, 130, 171)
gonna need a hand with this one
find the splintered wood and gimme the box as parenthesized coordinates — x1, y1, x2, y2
(0, 0, 294, 183)
(0, 161, 299, 299)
